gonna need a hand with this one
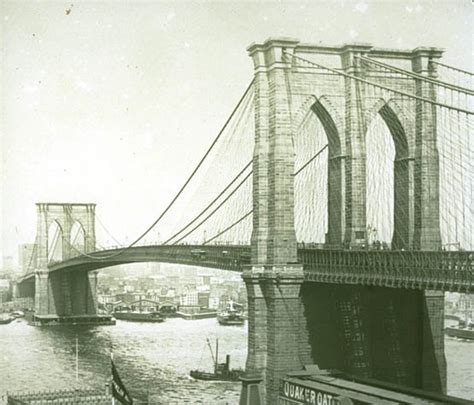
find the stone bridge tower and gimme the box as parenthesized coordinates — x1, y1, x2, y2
(240, 38, 445, 405)
(34, 203, 99, 318)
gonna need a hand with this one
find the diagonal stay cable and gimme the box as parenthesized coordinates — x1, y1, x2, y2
(163, 159, 253, 245)
(173, 145, 330, 245)
(432, 61, 474, 77)
(96, 213, 124, 247)
(171, 171, 252, 245)
(358, 56, 474, 95)
(203, 211, 253, 246)
(67, 79, 255, 260)
(202, 144, 329, 245)
(294, 144, 328, 176)
(286, 52, 474, 115)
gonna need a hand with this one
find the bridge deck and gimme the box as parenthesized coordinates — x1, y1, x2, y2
(20, 245, 473, 293)
(300, 249, 473, 293)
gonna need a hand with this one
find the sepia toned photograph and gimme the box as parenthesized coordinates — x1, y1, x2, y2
(0, 1, 473, 404)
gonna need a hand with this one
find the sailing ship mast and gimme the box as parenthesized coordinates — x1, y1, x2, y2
(206, 338, 220, 372)
(75, 336, 79, 383)
(215, 339, 219, 373)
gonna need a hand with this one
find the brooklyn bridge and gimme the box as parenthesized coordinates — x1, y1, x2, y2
(14, 39, 473, 404)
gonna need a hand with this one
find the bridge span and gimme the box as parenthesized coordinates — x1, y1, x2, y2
(19, 245, 473, 293)
(13, 37, 474, 405)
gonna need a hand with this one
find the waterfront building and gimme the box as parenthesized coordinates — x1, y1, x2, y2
(197, 292, 210, 309)
(0, 279, 11, 303)
(180, 291, 199, 307)
(1, 256, 15, 274)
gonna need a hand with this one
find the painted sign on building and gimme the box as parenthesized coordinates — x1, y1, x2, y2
(280, 380, 354, 405)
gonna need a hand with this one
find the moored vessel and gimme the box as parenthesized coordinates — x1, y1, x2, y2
(217, 300, 245, 325)
(113, 310, 164, 322)
(112, 297, 165, 322)
(445, 325, 474, 340)
(445, 294, 474, 340)
(0, 314, 14, 325)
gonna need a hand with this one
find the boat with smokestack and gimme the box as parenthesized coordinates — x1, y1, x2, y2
(190, 338, 243, 381)
(217, 300, 245, 326)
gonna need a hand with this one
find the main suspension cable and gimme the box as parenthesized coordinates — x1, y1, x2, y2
(163, 159, 253, 245)
(171, 171, 252, 245)
(203, 211, 253, 246)
(65, 79, 255, 260)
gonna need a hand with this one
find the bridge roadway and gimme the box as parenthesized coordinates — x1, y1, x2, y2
(19, 245, 473, 293)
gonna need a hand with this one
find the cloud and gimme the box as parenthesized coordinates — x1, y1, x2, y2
(354, 2, 368, 13)
(74, 80, 93, 93)
(23, 84, 39, 93)
(405, 4, 422, 13)
(349, 29, 359, 39)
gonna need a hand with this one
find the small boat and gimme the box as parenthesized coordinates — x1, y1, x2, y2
(0, 314, 14, 325)
(445, 325, 474, 340)
(445, 295, 474, 340)
(113, 310, 164, 323)
(445, 317, 474, 340)
(10, 310, 25, 319)
(190, 338, 243, 381)
(217, 300, 245, 326)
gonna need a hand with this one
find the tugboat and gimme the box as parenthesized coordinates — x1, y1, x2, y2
(190, 338, 243, 381)
(217, 300, 245, 326)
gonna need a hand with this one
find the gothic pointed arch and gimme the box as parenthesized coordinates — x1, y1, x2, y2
(70, 220, 86, 254)
(47, 220, 63, 263)
(292, 94, 345, 246)
(311, 96, 342, 158)
(365, 98, 410, 159)
(293, 94, 343, 155)
(365, 98, 413, 249)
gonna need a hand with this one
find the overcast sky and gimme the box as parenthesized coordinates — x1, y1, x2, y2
(1, 0, 472, 263)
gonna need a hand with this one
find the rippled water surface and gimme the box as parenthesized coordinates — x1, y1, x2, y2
(1, 318, 473, 403)
(0, 318, 247, 404)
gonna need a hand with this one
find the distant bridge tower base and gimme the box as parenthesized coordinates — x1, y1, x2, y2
(34, 270, 99, 319)
(12, 279, 35, 299)
(26, 202, 111, 325)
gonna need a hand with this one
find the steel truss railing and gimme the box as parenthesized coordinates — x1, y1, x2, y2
(21, 244, 472, 293)
(300, 249, 473, 293)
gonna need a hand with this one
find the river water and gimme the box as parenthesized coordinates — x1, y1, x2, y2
(0, 318, 473, 404)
